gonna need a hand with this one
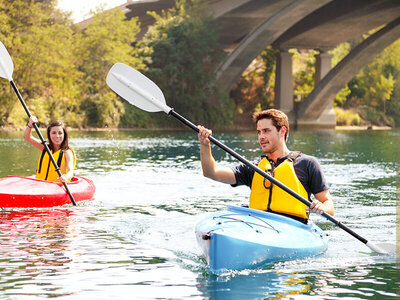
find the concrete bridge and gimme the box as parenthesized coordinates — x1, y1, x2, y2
(122, 0, 400, 128)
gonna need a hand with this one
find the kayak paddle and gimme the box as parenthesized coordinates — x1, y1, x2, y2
(0, 41, 77, 206)
(106, 62, 396, 254)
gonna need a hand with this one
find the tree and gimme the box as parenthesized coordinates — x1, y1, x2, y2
(138, 0, 231, 127)
(0, 0, 78, 126)
(347, 39, 400, 126)
(292, 49, 317, 103)
(230, 46, 277, 124)
(74, 7, 142, 127)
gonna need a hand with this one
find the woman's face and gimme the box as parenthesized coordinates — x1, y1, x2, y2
(49, 125, 64, 148)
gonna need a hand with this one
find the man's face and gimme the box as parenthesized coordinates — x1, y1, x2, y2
(256, 118, 284, 154)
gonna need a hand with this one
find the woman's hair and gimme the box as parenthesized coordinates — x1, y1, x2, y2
(47, 120, 70, 151)
(252, 109, 290, 141)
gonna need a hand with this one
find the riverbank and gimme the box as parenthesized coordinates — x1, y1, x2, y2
(335, 125, 393, 130)
(0, 126, 189, 132)
(0, 125, 394, 132)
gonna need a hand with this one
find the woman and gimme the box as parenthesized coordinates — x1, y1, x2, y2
(24, 116, 76, 183)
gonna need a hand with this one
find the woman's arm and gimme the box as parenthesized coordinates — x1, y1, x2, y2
(58, 149, 74, 183)
(24, 116, 44, 151)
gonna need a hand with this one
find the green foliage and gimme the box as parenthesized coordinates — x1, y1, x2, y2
(234, 37, 400, 127)
(75, 7, 143, 95)
(346, 39, 400, 126)
(330, 42, 351, 68)
(0, 0, 78, 125)
(0, 1, 141, 128)
(0, 87, 16, 126)
(334, 107, 362, 126)
(74, 7, 142, 127)
(334, 86, 352, 108)
(230, 47, 277, 123)
(119, 102, 154, 128)
(292, 49, 317, 101)
(138, 0, 231, 127)
(330, 43, 353, 108)
(328, 35, 400, 126)
(359, 105, 394, 126)
(80, 92, 125, 128)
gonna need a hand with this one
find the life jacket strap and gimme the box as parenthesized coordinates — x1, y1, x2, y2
(57, 150, 64, 169)
(38, 149, 46, 173)
(288, 151, 301, 161)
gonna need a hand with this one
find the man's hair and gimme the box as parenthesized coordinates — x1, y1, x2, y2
(252, 109, 290, 141)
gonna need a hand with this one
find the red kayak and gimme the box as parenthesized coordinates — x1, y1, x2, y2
(0, 176, 95, 207)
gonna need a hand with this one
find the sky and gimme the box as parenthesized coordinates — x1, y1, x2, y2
(57, 0, 128, 22)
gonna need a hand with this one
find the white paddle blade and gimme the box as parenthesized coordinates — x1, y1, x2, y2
(366, 241, 397, 254)
(0, 41, 13, 81)
(106, 62, 171, 114)
(375, 242, 397, 254)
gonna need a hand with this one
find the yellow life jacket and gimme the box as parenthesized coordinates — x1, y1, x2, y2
(249, 153, 309, 219)
(36, 147, 76, 182)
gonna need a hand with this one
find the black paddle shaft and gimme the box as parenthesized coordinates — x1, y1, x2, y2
(168, 109, 369, 245)
(10, 80, 77, 206)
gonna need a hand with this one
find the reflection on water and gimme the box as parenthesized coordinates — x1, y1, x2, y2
(198, 270, 312, 299)
(0, 209, 74, 296)
(198, 263, 400, 299)
(0, 129, 398, 299)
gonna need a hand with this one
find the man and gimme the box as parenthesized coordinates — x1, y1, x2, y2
(198, 109, 334, 223)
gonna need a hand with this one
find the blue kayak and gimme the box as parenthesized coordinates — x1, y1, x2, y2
(195, 205, 328, 274)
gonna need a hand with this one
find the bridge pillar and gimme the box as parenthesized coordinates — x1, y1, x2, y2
(297, 51, 336, 128)
(274, 50, 295, 123)
(315, 51, 336, 126)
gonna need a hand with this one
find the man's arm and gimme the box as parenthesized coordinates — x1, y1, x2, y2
(296, 154, 335, 216)
(310, 189, 335, 216)
(198, 126, 236, 184)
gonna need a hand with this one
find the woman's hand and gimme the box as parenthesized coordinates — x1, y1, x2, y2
(27, 116, 38, 128)
(58, 174, 69, 183)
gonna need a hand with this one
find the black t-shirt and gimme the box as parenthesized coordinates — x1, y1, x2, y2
(231, 152, 329, 197)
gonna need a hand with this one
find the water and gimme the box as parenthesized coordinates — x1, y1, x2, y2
(0, 128, 398, 299)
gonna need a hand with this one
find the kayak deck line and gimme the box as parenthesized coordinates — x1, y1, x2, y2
(202, 213, 281, 241)
(212, 213, 280, 232)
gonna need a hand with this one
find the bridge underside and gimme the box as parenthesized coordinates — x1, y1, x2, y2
(213, 0, 400, 128)
(123, 0, 400, 128)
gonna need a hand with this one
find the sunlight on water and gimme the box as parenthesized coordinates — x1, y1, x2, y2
(0, 129, 398, 299)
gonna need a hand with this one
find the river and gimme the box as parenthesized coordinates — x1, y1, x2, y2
(0, 128, 398, 299)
